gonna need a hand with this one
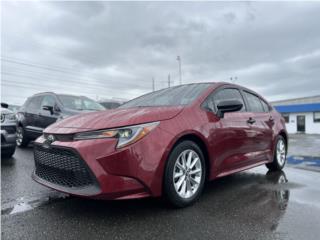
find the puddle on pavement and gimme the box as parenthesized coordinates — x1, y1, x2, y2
(1, 193, 70, 216)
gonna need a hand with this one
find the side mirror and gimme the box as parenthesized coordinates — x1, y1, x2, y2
(217, 100, 243, 118)
(54, 105, 61, 112)
(1, 103, 9, 109)
(42, 105, 54, 115)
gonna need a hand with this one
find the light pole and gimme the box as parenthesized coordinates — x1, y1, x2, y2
(177, 56, 182, 85)
(152, 77, 155, 91)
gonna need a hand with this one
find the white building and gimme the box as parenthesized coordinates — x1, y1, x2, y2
(272, 95, 320, 134)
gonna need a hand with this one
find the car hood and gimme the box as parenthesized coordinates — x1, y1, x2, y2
(0, 107, 13, 114)
(45, 106, 184, 134)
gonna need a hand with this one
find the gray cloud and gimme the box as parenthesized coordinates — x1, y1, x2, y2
(2, 1, 320, 105)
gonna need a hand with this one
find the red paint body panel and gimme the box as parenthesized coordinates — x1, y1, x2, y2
(33, 82, 287, 199)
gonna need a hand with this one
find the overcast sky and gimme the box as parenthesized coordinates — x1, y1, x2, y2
(2, 1, 320, 105)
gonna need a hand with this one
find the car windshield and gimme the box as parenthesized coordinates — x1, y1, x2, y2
(58, 95, 105, 111)
(120, 83, 212, 108)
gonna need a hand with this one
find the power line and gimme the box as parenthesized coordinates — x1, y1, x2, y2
(1, 75, 141, 96)
(1, 71, 143, 90)
(1, 57, 146, 86)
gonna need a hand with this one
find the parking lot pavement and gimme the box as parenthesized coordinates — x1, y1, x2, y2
(288, 134, 320, 157)
(2, 147, 320, 240)
(287, 134, 320, 171)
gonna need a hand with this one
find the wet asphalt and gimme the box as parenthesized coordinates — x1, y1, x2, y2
(1, 146, 320, 240)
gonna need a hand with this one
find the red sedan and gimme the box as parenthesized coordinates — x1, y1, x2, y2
(33, 82, 288, 207)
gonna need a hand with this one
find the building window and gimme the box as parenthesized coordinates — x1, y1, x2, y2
(314, 112, 320, 123)
(282, 114, 289, 123)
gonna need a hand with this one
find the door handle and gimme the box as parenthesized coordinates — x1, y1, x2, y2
(247, 117, 256, 124)
(269, 116, 274, 122)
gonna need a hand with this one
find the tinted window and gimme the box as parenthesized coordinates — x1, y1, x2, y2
(100, 102, 121, 109)
(41, 95, 56, 107)
(211, 88, 245, 112)
(58, 95, 105, 111)
(26, 96, 43, 111)
(243, 91, 264, 112)
(260, 99, 270, 112)
(120, 83, 211, 108)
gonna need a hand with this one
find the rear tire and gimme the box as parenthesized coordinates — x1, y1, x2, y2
(2, 147, 16, 158)
(16, 126, 30, 148)
(164, 140, 206, 208)
(266, 135, 287, 171)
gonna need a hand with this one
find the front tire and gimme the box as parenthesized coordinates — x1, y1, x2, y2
(266, 136, 287, 171)
(2, 147, 16, 158)
(164, 140, 206, 208)
(16, 126, 30, 148)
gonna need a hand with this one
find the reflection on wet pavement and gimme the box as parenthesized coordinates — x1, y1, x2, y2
(2, 147, 320, 240)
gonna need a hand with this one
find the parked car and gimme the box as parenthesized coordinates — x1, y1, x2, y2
(99, 99, 125, 109)
(16, 92, 105, 147)
(1, 103, 17, 158)
(8, 104, 21, 113)
(32, 82, 288, 207)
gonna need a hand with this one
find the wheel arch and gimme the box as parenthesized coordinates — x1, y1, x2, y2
(278, 130, 288, 152)
(163, 131, 211, 182)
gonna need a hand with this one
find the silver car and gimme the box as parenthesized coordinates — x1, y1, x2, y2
(1, 103, 17, 158)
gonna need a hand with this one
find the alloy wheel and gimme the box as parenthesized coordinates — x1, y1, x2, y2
(276, 139, 286, 166)
(173, 149, 202, 199)
(16, 127, 23, 146)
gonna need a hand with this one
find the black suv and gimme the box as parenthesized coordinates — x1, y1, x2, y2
(16, 92, 105, 147)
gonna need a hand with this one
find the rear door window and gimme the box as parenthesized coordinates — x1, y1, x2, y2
(243, 91, 264, 113)
(259, 99, 270, 112)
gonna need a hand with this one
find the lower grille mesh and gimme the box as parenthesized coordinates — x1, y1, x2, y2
(34, 145, 95, 188)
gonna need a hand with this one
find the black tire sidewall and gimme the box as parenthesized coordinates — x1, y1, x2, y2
(2, 147, 16, 158)
(267, 135, 286, 171)
(164, 140, 206, 207)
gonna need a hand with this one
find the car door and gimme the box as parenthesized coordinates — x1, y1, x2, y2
(205, 87, 256, 173)
(242, 91, 274, 163)
(38, 94, 60, 130)
(24, 95, 43, 137)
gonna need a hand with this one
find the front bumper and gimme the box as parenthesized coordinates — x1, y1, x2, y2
(1, 125, 16, 149)
(32, 126, 173, 199)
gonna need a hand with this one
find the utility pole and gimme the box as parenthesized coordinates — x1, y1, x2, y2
(168, 74, 171, 88)
(177, 56, 182, 85)
(152, 77, 155, 91)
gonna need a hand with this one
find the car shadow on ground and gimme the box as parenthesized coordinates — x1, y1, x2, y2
(1, 155, 16, 167)
(47, 170, 290, 221)
(2, 170, 292, 240)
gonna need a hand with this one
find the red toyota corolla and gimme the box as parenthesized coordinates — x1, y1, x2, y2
(33, 82, 287, 207)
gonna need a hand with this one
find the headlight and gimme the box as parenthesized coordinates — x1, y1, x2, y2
(1, 113, 16, 122)
(7, 113, 16, 121)
(73, 121, 159, 148)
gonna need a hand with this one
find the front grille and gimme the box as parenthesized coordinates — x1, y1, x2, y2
(34, 145, 96, 188)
